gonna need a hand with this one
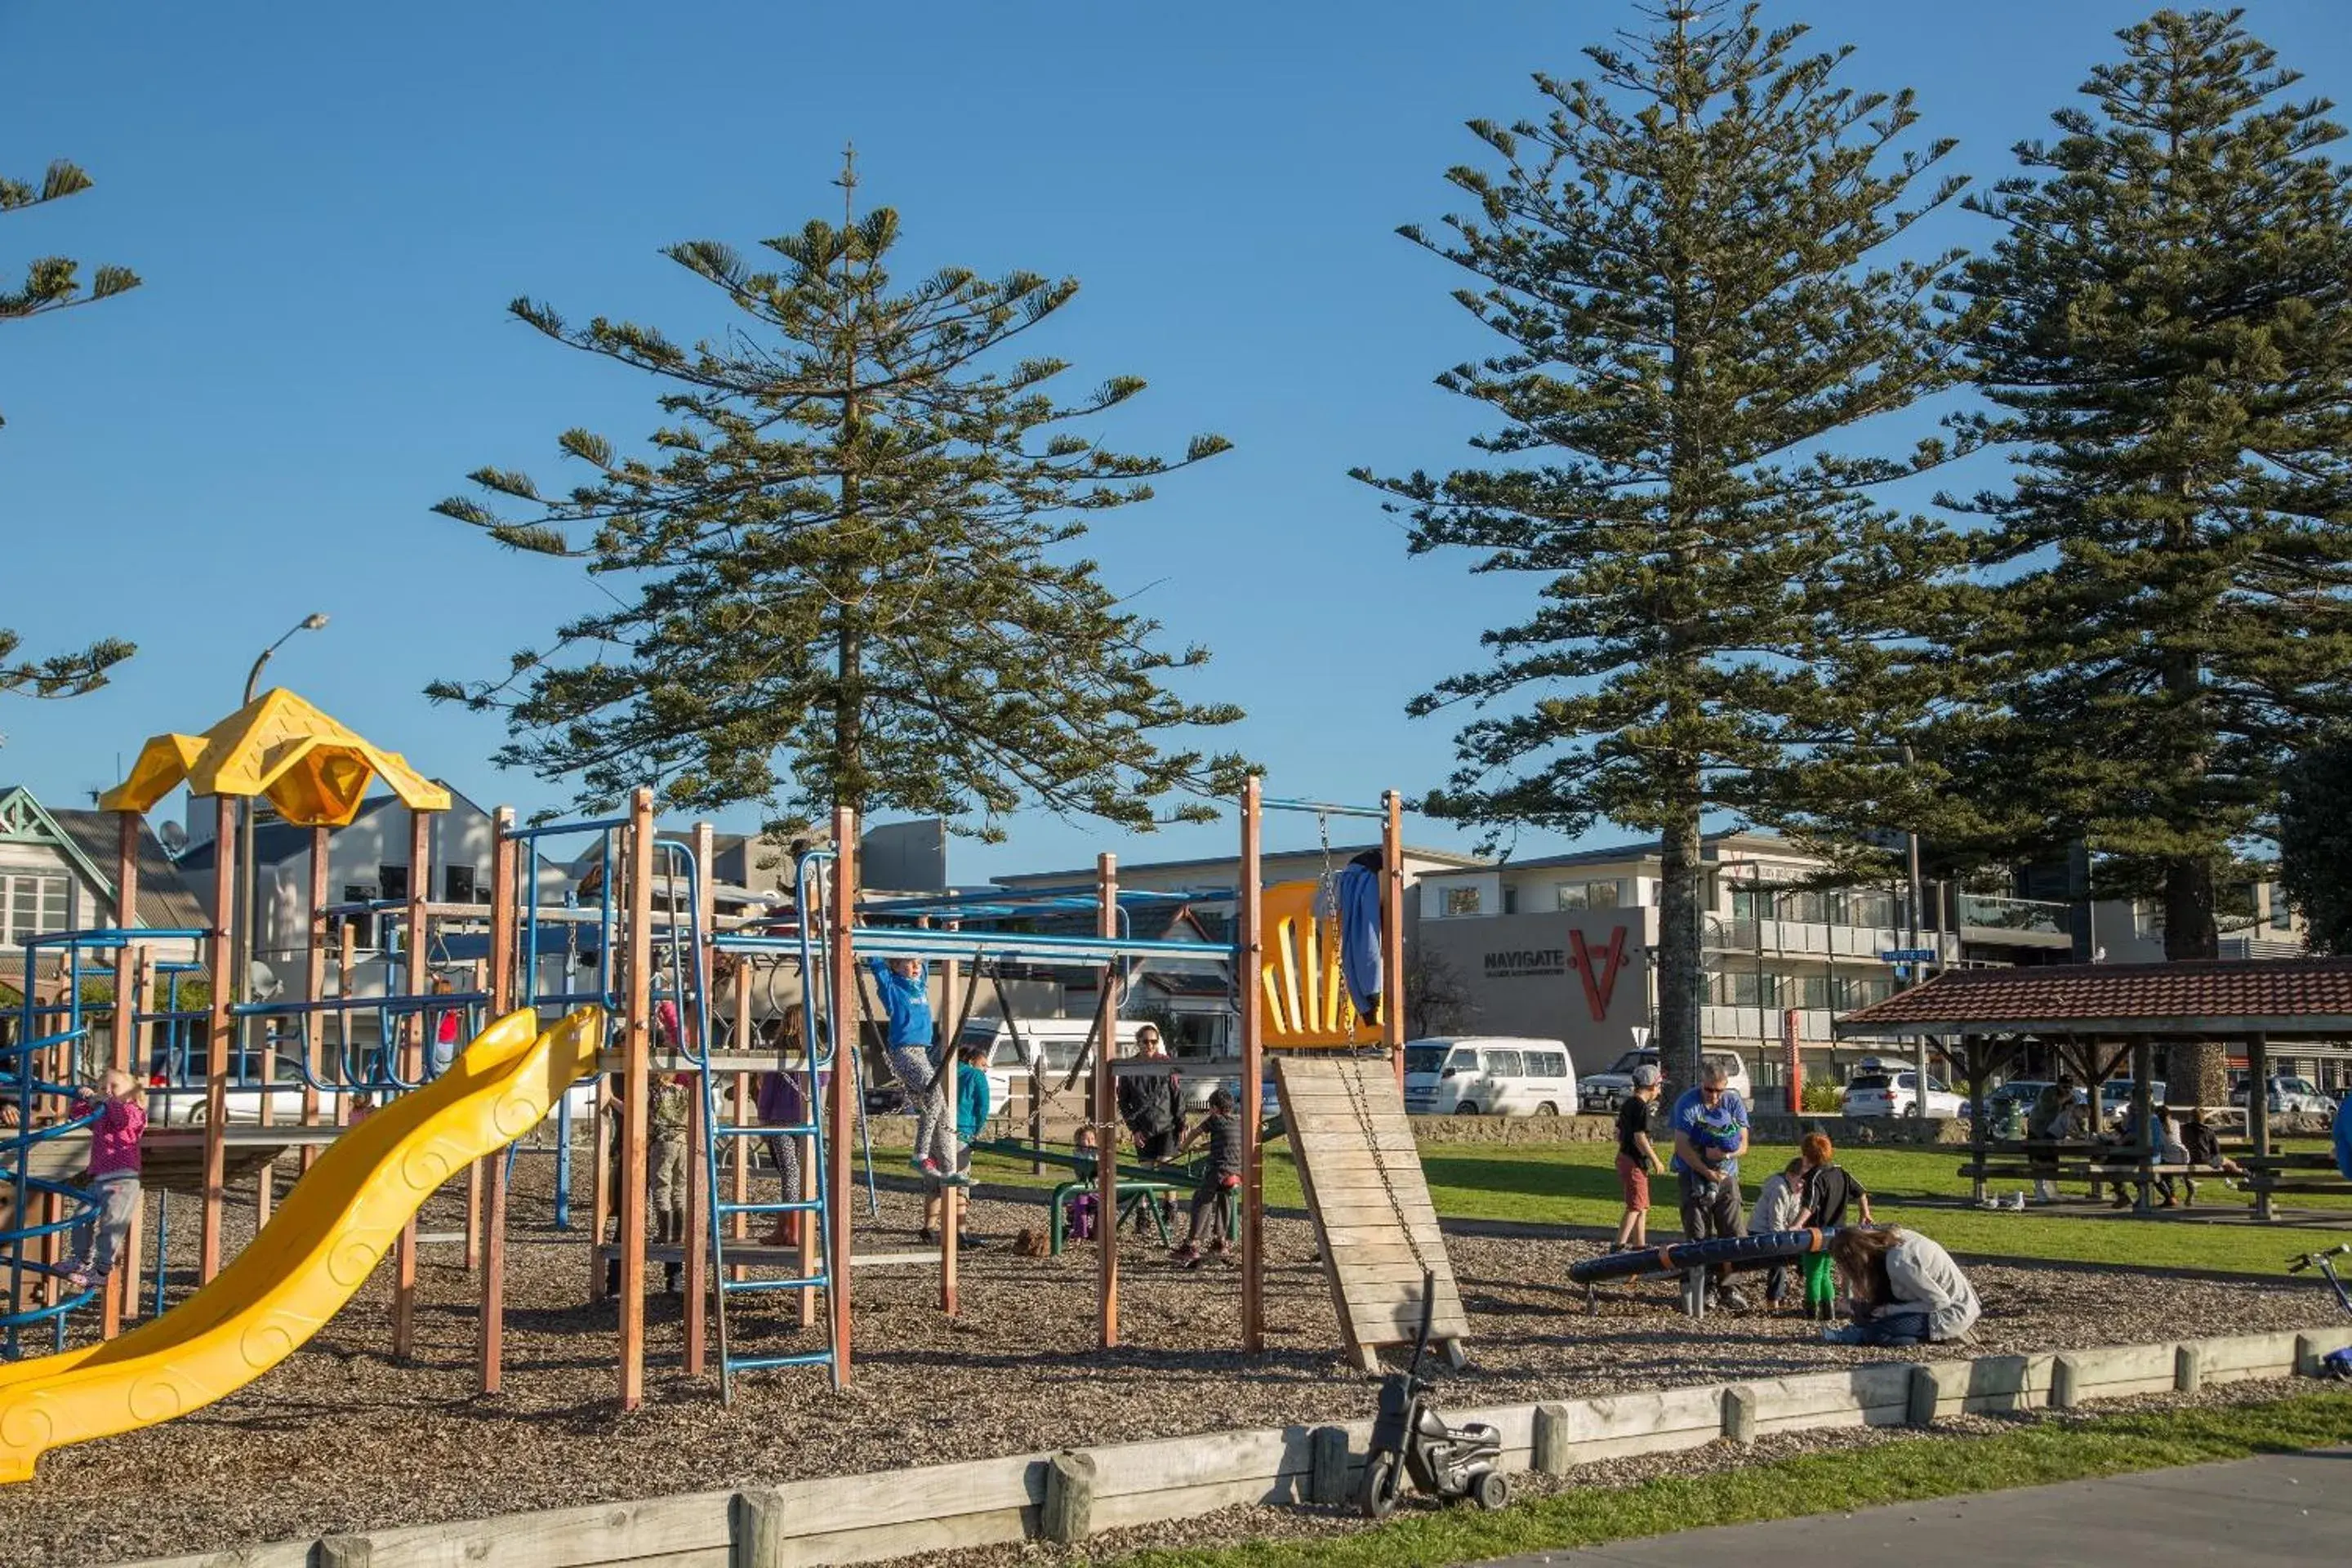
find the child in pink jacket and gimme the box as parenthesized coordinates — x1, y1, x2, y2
(67, 1069, 148, 1290)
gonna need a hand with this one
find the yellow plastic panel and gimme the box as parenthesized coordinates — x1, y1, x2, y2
(1257, 879, 1378, 1047)
(98, 688, 450, 823)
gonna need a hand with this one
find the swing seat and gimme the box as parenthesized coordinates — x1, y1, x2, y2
(1257, 880, 1379, 1047)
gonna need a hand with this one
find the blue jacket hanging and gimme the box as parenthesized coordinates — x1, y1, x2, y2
(1338, 850, 1383, 1023)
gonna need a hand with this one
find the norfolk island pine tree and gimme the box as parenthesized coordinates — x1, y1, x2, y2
(1356, 2, 1986, 1089)
(1935, 7, 2352, 1100)
(430, 154, 1249, 838)
(2, 157, 140, 705)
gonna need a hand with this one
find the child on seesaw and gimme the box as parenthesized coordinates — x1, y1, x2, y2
(1168, 1086, 1243, 1269)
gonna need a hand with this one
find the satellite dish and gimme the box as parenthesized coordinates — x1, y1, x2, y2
(159, 821, 188, 857)
(247, 960, 284, 1003)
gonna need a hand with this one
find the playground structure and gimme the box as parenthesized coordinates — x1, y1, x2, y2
(2, 692, 1463, 1476)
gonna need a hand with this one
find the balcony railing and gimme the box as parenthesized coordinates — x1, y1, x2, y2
(1701, 1004, 1838, 1045)
(1703, 917, 1958, 964)
(1955, 893, 2070, 936)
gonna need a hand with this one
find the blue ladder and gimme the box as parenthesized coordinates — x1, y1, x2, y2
(699, 844, 842, 1398)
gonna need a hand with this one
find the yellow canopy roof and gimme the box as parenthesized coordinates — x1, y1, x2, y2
(99, 688, 451, 826)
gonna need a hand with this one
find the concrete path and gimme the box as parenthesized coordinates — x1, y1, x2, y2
(1472, 1447, 2351, 1566)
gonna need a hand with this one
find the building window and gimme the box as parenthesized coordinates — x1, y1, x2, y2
(1557, 880, 1622, 911)
(1443, 886, 1483, 918)
(1837, 975, 1895, 1010)
(445, 866, 479, 904)
(2270, 887, 2294, 932)
(1501, 886, 1518, 915)
(2, 871, 70, 946)
(379, 865, 409, 902)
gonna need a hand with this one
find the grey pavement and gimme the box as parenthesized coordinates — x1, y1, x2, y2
(1472, 1447, 2352, 1567)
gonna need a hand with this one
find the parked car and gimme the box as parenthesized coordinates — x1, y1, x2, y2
(1402, 1037, 1576, 1116)
(1577, 1048, 1751, 1113)
(1842, 1064, 1966, 1120)
(2098, 1079, 2167, 1127)
(148, 1043, 350, 1126)
(2241, 1075, 2335, 1121)
(951, 1015, 1152, 1120)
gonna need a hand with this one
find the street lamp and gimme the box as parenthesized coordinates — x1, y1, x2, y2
(235, 613, 329, 1031)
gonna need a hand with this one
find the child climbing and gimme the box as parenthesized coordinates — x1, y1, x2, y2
(1793, 1133, 1872, 1322)
(1169, 1086, 1244, 1268)
(649, 1072, 691, 1293)
(64, 1070, 146, 1293)
(920, 1042, 990, 1246)
(1748, 1155, 1808, 1307)
(867, 956, 955, 1178)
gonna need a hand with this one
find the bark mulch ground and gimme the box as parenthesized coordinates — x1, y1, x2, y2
(5, 1147, 2340, 1568)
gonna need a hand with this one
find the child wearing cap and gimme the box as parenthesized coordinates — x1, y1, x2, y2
(1611, 1066, 1668, 1250)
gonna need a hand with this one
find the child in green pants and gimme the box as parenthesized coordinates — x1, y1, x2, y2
(1795, 1132, 1873, 1321)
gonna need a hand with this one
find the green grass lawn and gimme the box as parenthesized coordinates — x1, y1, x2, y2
(1104, 1390, 2352, 1568)
(936, 1133, 2349, 1280)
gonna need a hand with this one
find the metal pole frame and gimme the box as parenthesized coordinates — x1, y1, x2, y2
(1238, 777, 1265, 1354)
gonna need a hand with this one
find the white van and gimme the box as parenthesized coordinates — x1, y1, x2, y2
(954, 1015, 1152, 1116)
(1402, 1036, 1577, 1116)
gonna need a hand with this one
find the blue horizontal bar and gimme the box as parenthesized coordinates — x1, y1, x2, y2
(720, 1276, 826, 1294)
(727, 1350, 835, 1370)
(504, 816, 632, 841)
(230, 993, 488, 1018)
(715, 928, 1229, 965)
(718, 1199, 823, 1216)
(714, 1122, 817, 1138)
(22, 927, 212, 949)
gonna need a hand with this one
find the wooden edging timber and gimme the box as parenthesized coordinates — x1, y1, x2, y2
(111, 1325, 2352, 1568)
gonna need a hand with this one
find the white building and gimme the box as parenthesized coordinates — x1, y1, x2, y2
(0, 785, 207, 993)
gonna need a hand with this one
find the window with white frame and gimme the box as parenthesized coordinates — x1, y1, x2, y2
(2, 871, 70, 946)
(1556, 879, 1622, 911)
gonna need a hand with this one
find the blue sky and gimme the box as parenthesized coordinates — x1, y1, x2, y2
(3, 0, 2345, 881)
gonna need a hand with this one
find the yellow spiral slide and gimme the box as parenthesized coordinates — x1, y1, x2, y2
(0, 1004, 602, 1482)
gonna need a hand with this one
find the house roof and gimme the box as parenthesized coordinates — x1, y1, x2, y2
(0, 786, 207, 932)
(47, 808, 210, 929)
(1495, 829, 1791, 875)
(1835, 958, 2352, 1040)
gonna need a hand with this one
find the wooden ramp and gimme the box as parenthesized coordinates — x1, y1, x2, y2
(1272, 1054, 1468, 1370)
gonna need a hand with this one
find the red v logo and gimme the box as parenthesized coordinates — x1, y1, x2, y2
(1570, 927, 1629, 1023)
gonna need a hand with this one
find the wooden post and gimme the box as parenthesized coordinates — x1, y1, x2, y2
(1095, 853, 1120, 1350)
(478, 806, 517, 1396)
(1309, 1426, 1350, 1504)
(2128, 1034, 2154, 1214)
(200, 796, 234, 1285)
(1382, 789, 1406, 1089)
(732, 1490, 788, 1568)
(684, 821, 715, 1375)
(391, 808, 430, 1358)
(301, 826, 329, 1174)
(2247, 1032, 2273, 1223)
(1237, 777, 1265, 1355)
(1531, 1404, 1573, 1476)
(826, 804, 858, 1387)
(1724, 1384, 1759, 1445)
(1042, 1450, 1096, 1545)
(940, 917, 959, 1316)
(117, 947, 151, 1325)
(1965, 1035, 1987, 1205)
(2050, 1352, 2083, 1410)
(2176, 1343, 2206, 1395)
(618, 787, 656, 1410)
(335, 921, 356, 1127)
(100, 811, 141, 1339)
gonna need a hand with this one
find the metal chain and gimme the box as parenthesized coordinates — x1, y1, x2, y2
(1330, 1049, 1432, 1278)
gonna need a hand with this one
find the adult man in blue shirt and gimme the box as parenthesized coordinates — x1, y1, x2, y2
(1669, 1059, 1752, 1311)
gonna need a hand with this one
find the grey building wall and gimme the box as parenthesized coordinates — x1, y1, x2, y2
(1415, 906, 1656, 1076)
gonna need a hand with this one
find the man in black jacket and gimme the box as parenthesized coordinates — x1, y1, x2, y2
(1116, 1023, 1186, 1233)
